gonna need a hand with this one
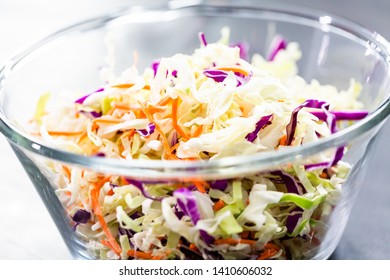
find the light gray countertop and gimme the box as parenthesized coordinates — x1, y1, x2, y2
(0, 0, 389, 259)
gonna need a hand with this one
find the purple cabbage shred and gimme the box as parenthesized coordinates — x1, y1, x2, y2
(124, 177, 162, 201)
(136, 123, 156, 137)
(209, 180, 228, 191)
(198, 32, 207, 46)
(230, 41, 249, 60)
(72, 209, 91, 224)
(286, 208, 303, 233)
(245, 114, 273, 142)
(270, 170, 301, 194)
(74, 87, 104, 104)
(268, 36, 287, 61)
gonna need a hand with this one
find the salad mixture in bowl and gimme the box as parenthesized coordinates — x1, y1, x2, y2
(1, 2, 389, 261)
(28, 29, 368, 260)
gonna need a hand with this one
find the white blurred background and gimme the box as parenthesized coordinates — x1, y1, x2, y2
(0, 0, 389, 259)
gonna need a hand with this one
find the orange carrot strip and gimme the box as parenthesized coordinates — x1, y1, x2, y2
(127, 249, 153, 259)
(157, 95, 172, 106)
(138, 101, 173, 159)
(101, 239, 121, 255)
(216, 67, 249, 77)
(147, 105, 167, 115)
(111, 84, 150, 90)
(214, 238, 256, 246)
(111, 83, 135, 89)
(92, 117, 123, 124)
(170, 142, 180, 153)
(189, 243, 198, 251)
(257, 248, 278, 260)
(91, 176, 122, 256)
(264, 243, 281, 251)
(47, 131, 84, 136)
(76, 131, 88, 144)
(191, 125, 203, 138)
(192, 180, 207, 193)
(62, 165, 72, 181)
(278, 135, 287, 146)
(172, 98, 190, 140)
(319, 171, 328, 179)
(213, 199, 225, 211)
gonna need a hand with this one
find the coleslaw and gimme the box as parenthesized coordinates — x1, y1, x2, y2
(30, 28, 368, 260)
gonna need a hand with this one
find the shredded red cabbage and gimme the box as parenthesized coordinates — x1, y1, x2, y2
(74, 87, 104, 104)
(304, 162, 330, 170)
(79, 110, 102, 119)
(174, 188, 201, 224)
(123, 178, 162, 201)
(136, 123, 156, 137)
(286, 208, 303, 233)
(245, 114, 273, 142)
(198, 32, 207, 46)
(285, 99, 329, 146)
(203, 69, 251, 86)
(203, 69, 228, 83)
(230, 42, 249, 60)
(174, 188, 214, 245)
(270, 170, 301, 194)
(72, 209, 91, 224)
(268, 35, 287, 61)
(200, 230, 215, 245)
(151, 59, 160, 77)
(118, 226, 135, 241)
(330, 146, 345, 166)
(209, 179, 228, 191)
(94, 152, 106, 157)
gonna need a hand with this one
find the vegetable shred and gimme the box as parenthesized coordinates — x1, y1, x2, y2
(30, 28, 368, 260)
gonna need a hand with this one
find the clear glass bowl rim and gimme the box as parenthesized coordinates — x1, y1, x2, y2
(0, 0, 390, 179)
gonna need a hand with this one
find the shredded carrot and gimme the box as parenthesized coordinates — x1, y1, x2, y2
(106, 189, 114, 196)
(127, 249, 153, 259)
(64, 190, 72, 197)
(189, 243, 198, 251)
(62, 165, 72, 182)
(215, 66, 249, 77)
(170, 142, 180, 153)
(191, 125, 203, 138)
(147, 104, 167, 115)
(138, 101, 174, 159)
(111, 83, 135, 89)
(91, 176, 122, 257)
(101, 239, 121, 255)
(264, 242, 280, 251)
(319, 171, 328, 179)
(92, 117, 123, 124)
(76, 131, 88, 144)
(240, 231, 250, 239)
(157, 95, 172, 106)
(214, 238, 256, 246)
(278, 135, 287, 146)
(172, 98, 190, 140)
(192, 180, 207, 193)
(213, 199, 225, 211)
(47, 131, 84, 136)
(257, 248, 278, 260)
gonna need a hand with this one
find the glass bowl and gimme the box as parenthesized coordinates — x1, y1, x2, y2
(0, 1, 389, 260)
